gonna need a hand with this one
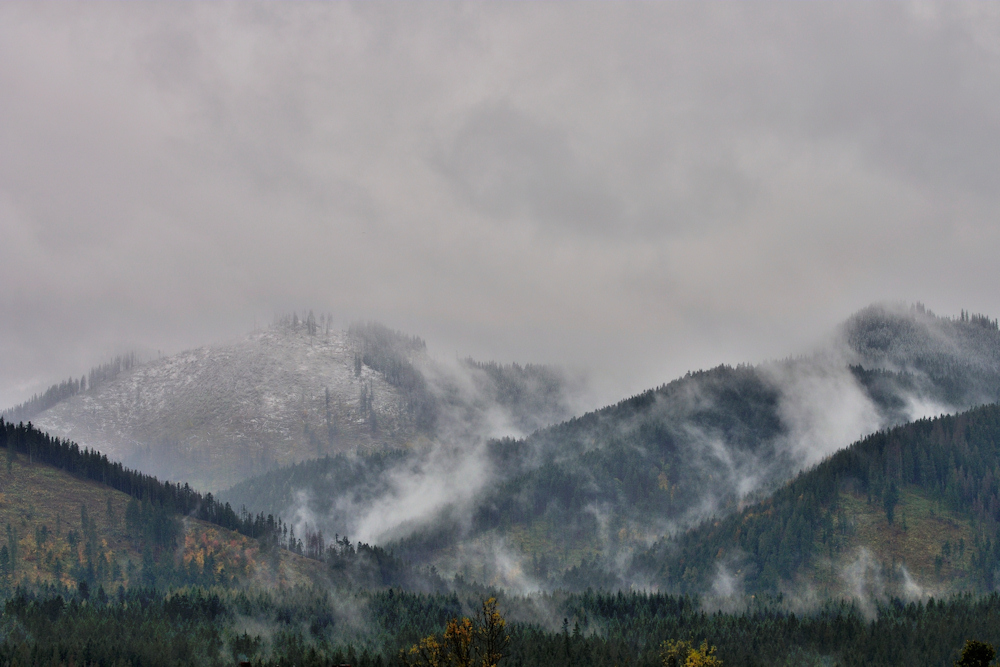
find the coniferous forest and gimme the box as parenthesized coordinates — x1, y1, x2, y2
(2, 584, 1000, 666)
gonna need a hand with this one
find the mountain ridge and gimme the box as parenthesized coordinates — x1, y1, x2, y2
(220, 303, 1000, 592)
(630, 401, 1000, 599)
(28, 318, 582, 490)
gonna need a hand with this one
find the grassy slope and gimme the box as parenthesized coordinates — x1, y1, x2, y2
(0, 455, 328, 590)
(803, 487, 976, 595)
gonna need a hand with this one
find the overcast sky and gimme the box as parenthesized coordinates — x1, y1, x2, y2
(2, 2, 1000, 410)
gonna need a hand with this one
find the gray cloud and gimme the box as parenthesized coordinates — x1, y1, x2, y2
(437, 101, 624, 232)
(3, 2, 1000, 409)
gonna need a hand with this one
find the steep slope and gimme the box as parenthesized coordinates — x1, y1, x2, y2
(29, 318, 581, 491)
(0, 449, 328, 592)
(221, 304, 1000, 588)
(34, 324, 408, 490)
(632, 402, 1000, 598)
(0, 419, 445, 593)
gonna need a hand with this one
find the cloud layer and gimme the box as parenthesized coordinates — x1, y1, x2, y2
(3, 3, 1000, 407)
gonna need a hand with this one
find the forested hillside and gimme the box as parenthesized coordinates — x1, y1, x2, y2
(632, 402, 1000, 597)
(0, 438, 325, 592)
(222, 304, 1000, 588)
(845, 303, 1000, 407)
(7, 418, 1000, 666)
(0, 419, 446, 593)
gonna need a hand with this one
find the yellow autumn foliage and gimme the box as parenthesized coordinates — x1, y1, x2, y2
(660, 639, 723, 667)
(401, 598, 508, 667)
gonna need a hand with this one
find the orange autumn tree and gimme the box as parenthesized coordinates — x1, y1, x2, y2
(400, 597, 508, 667)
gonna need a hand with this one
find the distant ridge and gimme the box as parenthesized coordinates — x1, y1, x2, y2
(221, 303, 1000, 592)
(33, 322, 406, 490)
(1, 352, 141, 424)
(28, 315, 581, 490)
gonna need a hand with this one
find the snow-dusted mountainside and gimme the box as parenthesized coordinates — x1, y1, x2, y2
(842, 303, 1000, 406)
(29, 319, 583, 491)
(34, 325, 414, 490)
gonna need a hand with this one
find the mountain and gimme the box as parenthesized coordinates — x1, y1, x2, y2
(0, 425, 330, 592)
(843, 303, 1000, 409)
(8, 418, 1000, 667)
(219, 303, 1000, 588)
(0, 418, 452, 594)
(29, 320, 412, 491)
(630, 401, 1000, 599)
(25, 316, 581, 490)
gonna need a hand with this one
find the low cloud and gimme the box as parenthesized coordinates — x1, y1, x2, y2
(767, 358, 883, 468)
(5, 4, 1000, 417)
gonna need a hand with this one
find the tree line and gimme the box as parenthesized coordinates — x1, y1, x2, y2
(0, 583, 999, 666)
(1, 352, 140, 424)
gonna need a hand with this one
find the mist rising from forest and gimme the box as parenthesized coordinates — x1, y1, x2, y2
(11, 301, 995, 600)
(263, 303, 999, 595)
